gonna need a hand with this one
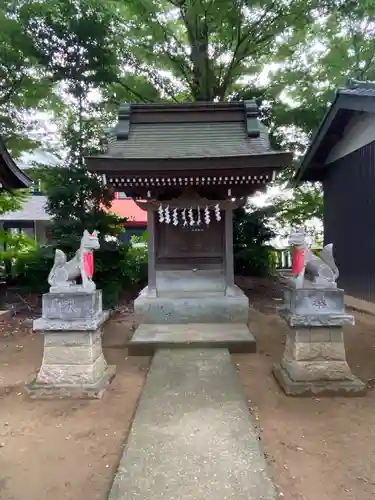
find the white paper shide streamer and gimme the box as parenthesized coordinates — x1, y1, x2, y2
(182, 208, 187, 226)
(172, 208, 178, 226)
(158, 204, 164, 223)
(204, 206, 210, 225)
(156, 203, 221, 227)
(214, 204, 221, 221)
(188, 207, 195, 226)
(197, 206, 201, 226)
(164, 205, 171, 224)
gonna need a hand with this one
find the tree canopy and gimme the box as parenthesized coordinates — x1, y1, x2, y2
(1, 0, 374, 239)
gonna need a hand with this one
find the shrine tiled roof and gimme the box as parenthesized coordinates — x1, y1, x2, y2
(86, 101, 292, 198)
(107, 120, 272, 159)
(102, 101, 281, 160)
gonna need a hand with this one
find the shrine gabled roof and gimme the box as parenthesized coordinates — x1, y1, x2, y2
(0, 140, 32, 189)
(87, 101, 291, 171)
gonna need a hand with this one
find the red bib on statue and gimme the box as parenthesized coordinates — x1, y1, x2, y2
(83, 251, 94, 279)
(292, 248, 304, 276)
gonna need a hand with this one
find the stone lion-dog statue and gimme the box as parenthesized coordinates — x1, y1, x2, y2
(48, 230, 100, 293)
(286, 227, 339, 289)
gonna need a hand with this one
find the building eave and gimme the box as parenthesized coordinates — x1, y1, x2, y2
(87, 151, 292, 173)
(294, 85, 375, 184)
(0, 140, 33, 189)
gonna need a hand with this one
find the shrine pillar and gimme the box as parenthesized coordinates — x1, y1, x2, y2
(224, 206, 235, 294)
(147, 207, 157, 296)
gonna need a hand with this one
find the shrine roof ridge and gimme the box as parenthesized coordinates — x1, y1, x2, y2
(119, 100, 256, 114)
(108, 100, 260, 141)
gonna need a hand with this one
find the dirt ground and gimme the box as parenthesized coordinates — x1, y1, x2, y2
(235, 278, 375, 500)
(0, 305, 150, 500)
(1, 279, 375, 499)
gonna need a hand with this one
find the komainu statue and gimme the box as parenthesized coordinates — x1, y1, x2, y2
(287, 227, 339, 289)
(48, 230, 100, 293)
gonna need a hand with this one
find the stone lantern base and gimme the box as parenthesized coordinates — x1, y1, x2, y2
(26, 290, 116, 399)
(273, 287, 366, 397)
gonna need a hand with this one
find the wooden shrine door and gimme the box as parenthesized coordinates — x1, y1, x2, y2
(155, 217, 224, 269)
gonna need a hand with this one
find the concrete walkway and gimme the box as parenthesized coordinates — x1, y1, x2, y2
(108, 349, 279, 500)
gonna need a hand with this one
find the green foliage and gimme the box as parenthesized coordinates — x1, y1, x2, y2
(13, 246, 54, 292)
(31, 119, 140, 306)
(126, 244, 148, 287)
(130, 231, 148, 245)
(268, 180, 323, 241)
(0, 189, 30, 215)
(0, 230, 36, 261)
(39, 164, 124, 250)
(93, 241, 146, 307)
(0, 189, 33, 279)
(3, 0, 375, 251)
(0, 1, 61, 153)
(0, 0, 122, 152)
(19, 2, 146, 306)
(119, 0, 334, 102)
(35, 41, 125, 249)
(20, 0, 120, 90)
(264, 0, 375, 155)
(233, 205, 275, 277)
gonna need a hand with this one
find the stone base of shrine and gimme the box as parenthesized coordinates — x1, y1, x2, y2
(128, 323, 256, 355)
(134, 285, 249, 324)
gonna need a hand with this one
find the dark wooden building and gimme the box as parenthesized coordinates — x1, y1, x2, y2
(0, 140, 32, 190)
(295, 80, 375, 302)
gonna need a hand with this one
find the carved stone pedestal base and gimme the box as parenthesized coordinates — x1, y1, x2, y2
(273, 287, 366, 397)
(273, 326, 365, 396)
(273, 362, 365, 397)
(27, 291, 115, 399)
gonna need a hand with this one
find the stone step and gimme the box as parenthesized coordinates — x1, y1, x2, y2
(158, 290, 225, 298)
(108, 349, 279, 500)
(128, 323, 256, 355)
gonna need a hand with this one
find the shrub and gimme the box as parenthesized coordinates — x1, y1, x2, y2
(233, 206, 275, 277)
(13, 246, 54, 292)
(233, 246, 275, 277)
(125, 244, 148, 287)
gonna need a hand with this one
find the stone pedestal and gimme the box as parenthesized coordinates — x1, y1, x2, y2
(273, 287, 365, 396)
(27, 290, 115, 399)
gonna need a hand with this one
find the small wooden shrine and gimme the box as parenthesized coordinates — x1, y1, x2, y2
(87, 101, 291, 298)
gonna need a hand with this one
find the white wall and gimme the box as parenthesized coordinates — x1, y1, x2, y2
(325, 111, 375, 164)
